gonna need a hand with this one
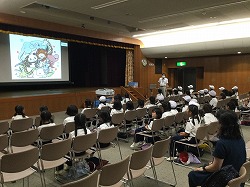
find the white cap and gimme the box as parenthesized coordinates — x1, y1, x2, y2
(204, 88, 208, 93)
(183, 95, 191, 102)
(232, 86, 238, 90)
(188, 85, 193, 89)
(178, 86, 183, 90)
(99, 96, 106, 102)
(198, 90, 204, 94)
(219, 87, 225, 91)
(169, 100, 177, 109)
(209, 90, 216, 97)
(209, 85, 215, 90)
(189, 99, 200, 108)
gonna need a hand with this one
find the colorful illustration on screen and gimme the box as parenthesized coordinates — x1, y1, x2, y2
(9, 34, 62, 79)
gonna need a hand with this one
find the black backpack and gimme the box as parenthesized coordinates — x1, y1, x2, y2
(202, 165, 239, 187)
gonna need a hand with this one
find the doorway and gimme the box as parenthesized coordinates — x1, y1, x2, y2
(171, 68, 197, 91)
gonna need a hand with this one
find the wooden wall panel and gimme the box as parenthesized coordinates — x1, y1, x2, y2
(163, 54, 250, 93)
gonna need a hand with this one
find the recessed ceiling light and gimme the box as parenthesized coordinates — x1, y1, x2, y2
(237, 51, 241, 54)
(164, 56, 168, 58)
(20, 10, 26, 14)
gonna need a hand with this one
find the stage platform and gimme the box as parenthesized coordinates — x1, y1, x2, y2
(0, 87, 120, 120)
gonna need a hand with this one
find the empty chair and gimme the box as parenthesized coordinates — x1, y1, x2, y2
(10, 128, 39, 153)
(148, 137, 177, 186)
(126, 144, 153, 187)
(10, 118, 33, 132)
(61, 170, 99, 187)
(0, 121, 9, 135)
(39, 138, 72, 186)
(226, 166, 246, 187)
(0, 147, 42, 186)
(99, 156, 130, 187)
(96, 126, 123, 163)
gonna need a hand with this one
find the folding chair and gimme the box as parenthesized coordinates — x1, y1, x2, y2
(99, 156, 130, 187)
(0, 121, 9, 135)
(10, 118, 33, 132)
(226, 166, 246, 187)
(61, 170, 99, 187)
(146, 137, 177, 186)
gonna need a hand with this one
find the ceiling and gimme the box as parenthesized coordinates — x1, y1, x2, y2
(1, 0, 250, 58)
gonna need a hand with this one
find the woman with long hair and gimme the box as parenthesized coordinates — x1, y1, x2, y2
(188, 110, 246, 187)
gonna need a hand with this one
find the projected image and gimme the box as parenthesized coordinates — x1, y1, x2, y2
(9, 34, 61, 79)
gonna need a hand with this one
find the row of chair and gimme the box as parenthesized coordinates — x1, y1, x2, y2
(62, 137, 177, 187)
(0, 125, 123, 186)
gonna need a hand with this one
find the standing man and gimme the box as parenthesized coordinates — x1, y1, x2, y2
(158, 73, 168, 97)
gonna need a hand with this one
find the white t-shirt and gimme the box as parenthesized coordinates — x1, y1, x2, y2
(203, 113, 218, 126)
(170, 109, 178, 115)
(97, 122, 114, 136)
(161, 111, 173, 118)
(185, 118, 200, 139)
(12, 115, 28, 120)
(63, 116, 75, 126)
(70, 128, 91, 138)
(158, 77, 168, 87)
(156, 93, 164, 101)
(110, 108, 123, 116)
(182, 105, 188, 112)
(209, 98, 218, 108)
(37, 122, 56, 132)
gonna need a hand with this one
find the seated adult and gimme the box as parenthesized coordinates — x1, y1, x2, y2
(188, 110, 246, 187)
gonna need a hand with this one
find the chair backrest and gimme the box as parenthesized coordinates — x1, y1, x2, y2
(124, 110, 137, 121)
(39, 124, 64, 141)
(99, 156, 130, 186)
(1, 147, 39, 173)
(242, 161, 250, 183)
(164, 115, 175, 127)
(148, 106, 156, 116)
(10, 118, 33, 132)
(207, 121, 220, 136)
(0, 121, 9, 134)
(0, 134, 8, 152)
(151, 118, 164, 131)
(197, 97, 205, 104)
(10, 128, 39, 147)
(136, 108, 147, 119)
(196, 125, 208, 140)
(130, 144, 153, 170)
(83, 108, 97, 119)
(40, 138, 72, 161)
(61, 170, 99, 187)
(98, 126, 118, 144)
(111, 112, 124, 125)
(235, 111, 241, 119)
(64, 121, 75, 134)
(101, 106, 110, 112)
(34, 115, 41, 127)
(152, 137, 171, 158)
(72, 131, 97, 152)
(227, 166, 246, 187)
(175, 112, 185, 123)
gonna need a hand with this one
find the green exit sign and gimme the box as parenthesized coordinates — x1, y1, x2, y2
(176, 61, 187, 66)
